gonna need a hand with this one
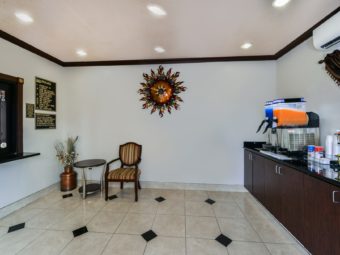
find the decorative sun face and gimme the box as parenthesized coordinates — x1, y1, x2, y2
(138, 65, 186, 117)
(150, 81, 173, 104)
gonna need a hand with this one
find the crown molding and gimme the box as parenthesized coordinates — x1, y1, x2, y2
(0, 30, 63, 66)
(0, 7, 339, 67)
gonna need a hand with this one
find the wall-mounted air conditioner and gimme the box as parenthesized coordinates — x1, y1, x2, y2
(313, 12, 340, 50)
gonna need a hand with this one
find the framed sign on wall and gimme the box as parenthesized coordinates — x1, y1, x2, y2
(35, 77, 56, 129)
(35, 113, 56, 129)
(35, 77, 56, 112)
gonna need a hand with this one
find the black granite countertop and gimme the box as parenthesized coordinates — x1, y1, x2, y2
(0, 152, 40, 165)
(244, 142, 340, 188)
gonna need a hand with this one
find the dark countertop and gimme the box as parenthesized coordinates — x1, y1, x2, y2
(244, 142, 340, 188)
(0, 152, 40, 165)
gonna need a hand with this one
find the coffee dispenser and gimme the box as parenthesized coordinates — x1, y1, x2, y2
(258, 98, 320, 152)
(273, 112, 320, 152)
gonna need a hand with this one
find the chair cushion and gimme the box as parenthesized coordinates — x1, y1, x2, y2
(107, 168, 141, 181)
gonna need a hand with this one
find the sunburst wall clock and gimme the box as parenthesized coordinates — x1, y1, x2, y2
(138, 65, 186, 117)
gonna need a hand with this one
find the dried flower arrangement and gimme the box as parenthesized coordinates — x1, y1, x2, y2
(55, 136, 79, 167)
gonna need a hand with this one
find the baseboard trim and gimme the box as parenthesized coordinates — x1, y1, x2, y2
(0, 183, 59, 218)
(109, 181, 247, 192)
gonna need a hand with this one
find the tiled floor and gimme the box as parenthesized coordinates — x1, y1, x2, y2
(0, 187, 310, 255)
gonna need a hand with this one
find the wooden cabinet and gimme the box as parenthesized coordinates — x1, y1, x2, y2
(252, 154, 265, 204)
(264, 159, 282, 219)
(244, 149, 339, 255)
(303, 174, 340, 255)
(264, 161, 304, 241)
(279, 165, 304, 242)
(244, 150, 253, 193)
(335, 188, 340, 255)
(244, 150, 266, 203)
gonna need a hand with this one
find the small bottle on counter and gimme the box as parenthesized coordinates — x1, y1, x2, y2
(307, 145, 315, 161)
(314, 146, 325, 163)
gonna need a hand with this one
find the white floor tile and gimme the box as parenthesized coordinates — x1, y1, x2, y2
(186, 216, 220, 239)
(60, 232, 111, 255)
(185, 201, 215, 217)
(250, 219, 296, 244)
(227, 241, 270, 255)
(116, 213, 154, 234)
(0, 188, 310, 255)
(152, 214, 185, 237)
(265, 243, 310, 255)
(101, 234, 146, 255)
(17, 230, 73, 255)
(0, 228, 44, 255)
(144, 236, 185, 255)
(87, 211, 125, 233)
(186, 237, 228, 255)
(217, 217, 261, 242)
(212, 201, 244, 218)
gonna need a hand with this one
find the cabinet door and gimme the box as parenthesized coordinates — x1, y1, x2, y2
(279, 165, 304, 241)
(332, 186, 340, 255)
(303, 175, 335, 255)
(252, 154, 265, 204)
(264, 159, 281, 219)
(244, 150, 253, 193)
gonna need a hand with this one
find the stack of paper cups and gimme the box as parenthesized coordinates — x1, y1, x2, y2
(332, 135, 340, 157)
(325, 135, 333, 158)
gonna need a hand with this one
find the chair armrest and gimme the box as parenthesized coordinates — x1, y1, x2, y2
(106, 158, 120, 173)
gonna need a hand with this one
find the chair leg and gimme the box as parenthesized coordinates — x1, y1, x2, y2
(105, 180, 108, 201)
(138, 180, 141, 190)
(134, 181, 138, 202)
(120, 182, 124, 189)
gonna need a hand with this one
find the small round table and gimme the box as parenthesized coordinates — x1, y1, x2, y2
(73, 159, 106, 199)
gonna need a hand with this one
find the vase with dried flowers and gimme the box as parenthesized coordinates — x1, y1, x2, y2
(55, 136, 79, 191)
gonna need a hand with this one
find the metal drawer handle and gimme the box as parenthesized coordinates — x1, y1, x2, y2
(278, 167, 283, 176)
(333, 191, 340, 204)
(275, 165, 278, 174)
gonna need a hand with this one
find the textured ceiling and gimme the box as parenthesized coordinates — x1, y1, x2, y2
(0, 0, 339, 61)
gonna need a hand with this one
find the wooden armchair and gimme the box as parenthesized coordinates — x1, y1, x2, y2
(105, 142, 142, 202)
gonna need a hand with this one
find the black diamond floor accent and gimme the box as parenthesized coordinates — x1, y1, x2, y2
(108, 194, 118, 200)
(73, 226, 88, 237)
(8, 223, 25, 233)
(155, 196, 165, 202)
(205, 198, 216, 205)
(141, 230, 157, 242)
(215, 234, 232, 247)
(62, 193, 73, 199)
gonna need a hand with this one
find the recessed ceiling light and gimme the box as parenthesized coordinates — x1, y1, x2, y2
(154, 46, 165, 53)
(76, 49, 87, 57)
(272, 0, 291, 8)
(15, 12, 33, 23)
(147, 4, 167, 16)
(241, 42, 253, 50)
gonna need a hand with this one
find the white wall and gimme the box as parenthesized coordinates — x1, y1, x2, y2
(64, 62, 276, 185)
(0, 38, 65, 208)
(277, 39, 340, 145)
(0, 39, 276, 208)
